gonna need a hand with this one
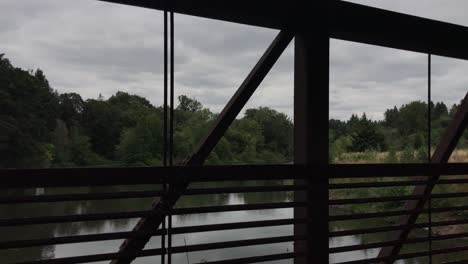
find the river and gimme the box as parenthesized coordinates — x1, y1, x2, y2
(0, 181, 466, 263)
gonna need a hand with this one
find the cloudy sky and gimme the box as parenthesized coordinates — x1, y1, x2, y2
(2, 0, 468, 120)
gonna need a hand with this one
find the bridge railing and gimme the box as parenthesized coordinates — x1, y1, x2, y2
(1, 163, 468, 263)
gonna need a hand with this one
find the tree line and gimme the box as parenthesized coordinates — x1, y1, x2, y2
(1, 54, 466, 168)
(330, 99, 467, 162)
(0, 54, 292, 168)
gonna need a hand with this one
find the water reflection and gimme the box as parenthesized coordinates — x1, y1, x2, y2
(0, 183, 466, 263)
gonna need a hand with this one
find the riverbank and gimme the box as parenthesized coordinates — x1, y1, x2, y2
(330, 149, 468, 236)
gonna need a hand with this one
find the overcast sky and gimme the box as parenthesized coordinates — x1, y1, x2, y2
(2, 0, 468, 120)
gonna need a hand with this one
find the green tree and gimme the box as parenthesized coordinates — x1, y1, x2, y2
(433, 102, 448, 119)
(244, 107, 293, 160)
(0, 55, 59, 168)
(177, 95, 203, 113)
(58, 93, 84, 127)
(349, 113, 386, 152)
(117, 114, 163, 165)
(397, 101, 427, 136)
(81, 99, 123, 159)
(330, 135, 353, 162)
(384, 106, 399, 128)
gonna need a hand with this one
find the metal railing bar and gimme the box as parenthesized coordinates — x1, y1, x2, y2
(336, 245, 468, 264)
(171, 202, 306, 215)
(185, 185, 305, 195)
(169, 235, 305, 254)
(330, 205, 468, 221)
(330, 225, 410, 237)
(0, 230, 163, 250)
(329, 194, 422, 205)
(14, 248, 164, 264)
(0, 197, 424, 228)
(0, 165, 303, 189)
(0, 185, 468, 205)
(395, 245, 468, 261)
(16, 236, 305, 264)
(428, 205, 468, 213)
(0, 190, 164, 204)
(328, 163, 468, 178)
(442, 260, 468, 264)
(0, 202, 304, 227)
(334, 255, 397, 264)
(192, 252, 303, 264)
(330, 232, 468, 254)
(329, 209, 411, 221)
(330, 191, 468, 205)
(171, 218, 306, 234)
(0, 218, 304, 250)
(432, 191, 468, 199)
(0, 210, 151, 227)
(0, 185, 304, 204)
(330, 178, 468, 189)
(329, 180, 430, 189)
(3, 163, 468, 188)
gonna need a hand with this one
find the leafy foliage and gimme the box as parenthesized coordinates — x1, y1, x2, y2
(1, 54, 466, 168)
(0, 55, 293, 167)
(330, 99, 468, 162)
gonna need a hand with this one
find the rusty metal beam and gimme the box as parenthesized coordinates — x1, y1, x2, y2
(378, 92, 468, 263)
(99, 0, 468, 61)
(98, 0, 287, 29)
(293, 2, 329, 262)
(329, 1, 468, 60)
(109, 29, 293, 264)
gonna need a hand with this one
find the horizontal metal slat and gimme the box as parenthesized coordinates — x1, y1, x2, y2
(0, 210, 150, 227)
(330, 191, 468, 205)
(0, 190, 163, 204)
(335, 245, 468, 264)
(17, 236, 306, 264)
(0, 185, 304, 204)
(185, 185, 304, 195)
(329, 180, 429, 189)
(0, 165, 304, 188)
(0, 230, 161, 250)
(193, 252, 303, 264)
(15, 248, 164, 264)
(172, 202, 306, 215)
(0, 218, 304, 249)
(329, 194, 422, 205)
(0, 202, 304, 227)
(330, 232, 468, 254)
(329, 209, 411, 221)
(330, 178, 468, 189)
(330, 204, 468, 222)
(170, 235, 304, 254)
(2, 163, 468, 189)
(442, 260, 468, 264)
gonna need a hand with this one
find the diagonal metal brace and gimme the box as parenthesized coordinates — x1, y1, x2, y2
(110, 29, 293, 264)
(378, 92, 468, 263)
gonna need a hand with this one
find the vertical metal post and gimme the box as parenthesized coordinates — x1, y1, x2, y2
(293, 1, 330, 262)
(161, 8, 168, 264)
(168, 10, 174, 264)
(427, 53, 433, 264)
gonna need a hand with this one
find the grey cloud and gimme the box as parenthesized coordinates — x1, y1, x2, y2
(346, 0, 468, 27)
(2, 0, 468, 123)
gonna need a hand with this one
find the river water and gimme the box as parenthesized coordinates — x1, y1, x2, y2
(0, 182, 466, 263)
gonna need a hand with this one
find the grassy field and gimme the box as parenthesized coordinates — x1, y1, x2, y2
(334, 149, 468, 164)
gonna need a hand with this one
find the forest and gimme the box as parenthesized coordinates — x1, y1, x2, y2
(1, 53, 467, 169)
(0, 54, 293, 168)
